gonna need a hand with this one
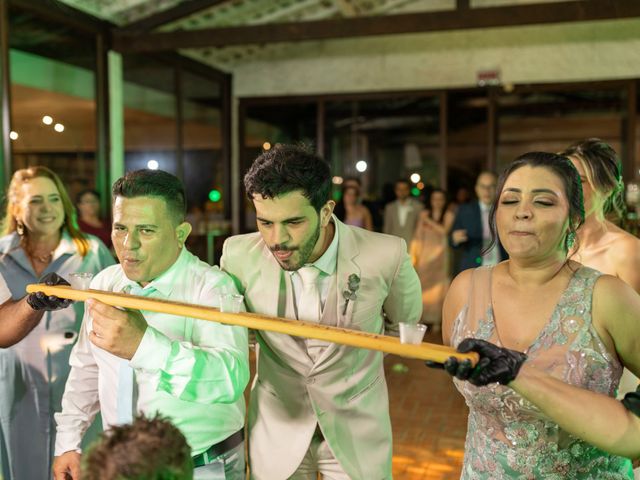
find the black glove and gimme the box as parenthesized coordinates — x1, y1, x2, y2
(426, 338, 527, 386)
(26, 273, 73, 311)
(622, 388, 640, 418)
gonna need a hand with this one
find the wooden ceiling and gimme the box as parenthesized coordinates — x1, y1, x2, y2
(51, 0, 640, 71)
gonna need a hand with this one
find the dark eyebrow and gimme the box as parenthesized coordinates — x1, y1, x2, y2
(112, 223, 158, 229)
(256, 216, 306, 223)
(503, 188, 559, 196)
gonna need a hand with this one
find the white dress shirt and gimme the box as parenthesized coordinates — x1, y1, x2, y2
(55, 247, 249, 457)
(0, 274, 9, 300)
(397, 201, 413, 228)
(290, 222, 339, 361)
(290, 223, 339, 314)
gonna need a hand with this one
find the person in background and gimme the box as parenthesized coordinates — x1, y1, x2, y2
(333, 185, 373, 231)
(432, 152, 638, 478)
(343, 177, 383, 231)
(0, 166, 114, 480)
(450, 171, 506, 275)
(76, 189, 112, 249)
(454, 186, 471, 206)
(561, 139, 640, 292)
(383, 178, 423, 249)
(410, 189, 455, 331)
(562, 138, 640, 447)
(82, 414, 193, 480)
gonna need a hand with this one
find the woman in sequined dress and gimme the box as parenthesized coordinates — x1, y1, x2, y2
(440, 152, 639, 479)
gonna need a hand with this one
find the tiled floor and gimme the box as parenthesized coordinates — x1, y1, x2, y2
(386, 330, 468, 480)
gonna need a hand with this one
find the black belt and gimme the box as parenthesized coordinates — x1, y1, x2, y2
(193, 429, 244, 467)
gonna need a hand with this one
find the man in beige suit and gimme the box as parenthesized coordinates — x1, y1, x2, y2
(383, 179, 423, 250)
(221, 144, 422, 480)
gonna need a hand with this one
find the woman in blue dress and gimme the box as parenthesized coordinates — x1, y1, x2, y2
(0, 166, 114, 479)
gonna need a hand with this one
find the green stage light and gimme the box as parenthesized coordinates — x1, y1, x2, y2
(209, 189, 222, 202)
(411, 187, 420, 197)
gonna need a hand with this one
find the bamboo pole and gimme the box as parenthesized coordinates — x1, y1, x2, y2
(26, 284, 479, 365)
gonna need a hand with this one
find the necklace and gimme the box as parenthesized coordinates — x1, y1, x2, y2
(21, 236, 58, 265)
(31, 250, 54, 263)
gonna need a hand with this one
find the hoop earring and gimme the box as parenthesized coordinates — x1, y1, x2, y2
(16, 221, 24, 236)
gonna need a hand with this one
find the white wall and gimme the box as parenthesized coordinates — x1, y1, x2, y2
(232, 17, 640, 97)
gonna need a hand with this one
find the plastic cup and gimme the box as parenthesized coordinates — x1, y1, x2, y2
(399, 322, 427, 345)
(69, 272, 94, 290)
(219, 293, 244, 313)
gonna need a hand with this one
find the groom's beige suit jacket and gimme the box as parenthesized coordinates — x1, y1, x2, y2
(221, 217, 422, 479)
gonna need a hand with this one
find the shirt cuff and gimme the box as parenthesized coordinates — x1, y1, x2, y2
(130, 325, 172, 371)
(54, 432, 83, 456)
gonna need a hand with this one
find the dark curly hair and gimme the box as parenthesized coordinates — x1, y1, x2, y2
(82, 414, 193, 480)
(486, 152, 585, 255)
(243, 143, 331, 212)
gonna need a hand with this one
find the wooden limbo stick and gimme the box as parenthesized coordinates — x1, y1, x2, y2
(26, 284, 478, 365)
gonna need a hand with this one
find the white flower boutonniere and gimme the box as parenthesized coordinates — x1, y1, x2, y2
(342, 273, 360, 315)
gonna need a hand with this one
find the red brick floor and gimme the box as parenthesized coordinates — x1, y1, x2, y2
(247, 329, 468, 479)
(386, 330, 468, 480)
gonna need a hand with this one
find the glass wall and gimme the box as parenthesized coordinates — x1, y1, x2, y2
(447, 89, 489, 204)
(4, 3, 231, 263)
(121, 55, 230, 262)
(8, 5, 98, 201)
(241, 101, 317, 229)
(495, 85, 625, 173)
(239, 81, 637, 234)
(122, 55, 178, 176)
(324, 96, 441, 230)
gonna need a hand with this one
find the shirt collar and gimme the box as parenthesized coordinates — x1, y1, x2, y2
(54, 230, 77, 258)
(478, 201, 491, 212)
(290, 219, 339, 277)
(123, 247, 188, 297)
(1, 229, 76, 257)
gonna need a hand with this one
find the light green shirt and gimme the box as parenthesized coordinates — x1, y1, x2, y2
(55, 247, 249, 456)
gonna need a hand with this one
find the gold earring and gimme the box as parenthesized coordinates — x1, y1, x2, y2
(16, 220, 24, 236)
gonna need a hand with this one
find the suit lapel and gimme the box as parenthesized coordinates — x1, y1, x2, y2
(256, 246, 281, 318)
(335, 222, 360, 328)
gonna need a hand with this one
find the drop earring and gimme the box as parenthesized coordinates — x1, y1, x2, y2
(565, 231, 576, 251)
(16, 220, 24, 236)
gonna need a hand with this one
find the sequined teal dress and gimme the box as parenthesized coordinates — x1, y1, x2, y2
(451, 266, 633, 479)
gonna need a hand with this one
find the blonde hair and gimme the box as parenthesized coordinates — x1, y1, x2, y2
(562, 139, 626, 223)
(2, 166, 90, 257)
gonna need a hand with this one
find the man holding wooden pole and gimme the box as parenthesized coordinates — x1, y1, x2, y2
(52, 170, 250, 480)
(221, 144, 423, 480)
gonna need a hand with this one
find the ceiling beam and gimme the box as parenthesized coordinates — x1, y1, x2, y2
(12, 0, 111, 33)
(112, 0, 640, 52)
(117, 0, 233, 33)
